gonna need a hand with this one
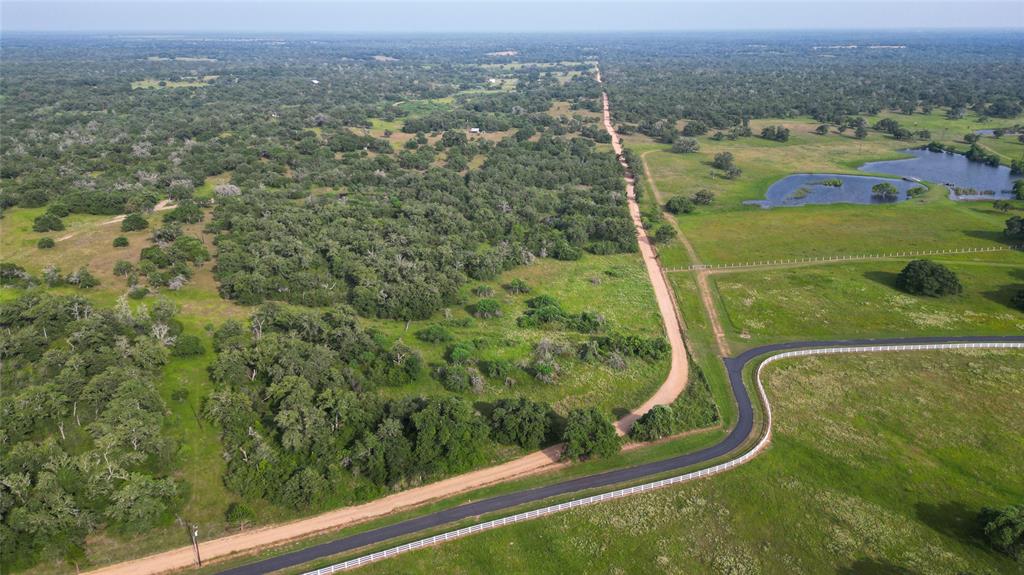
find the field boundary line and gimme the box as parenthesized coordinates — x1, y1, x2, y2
(666, 244, 1023, 273)
(300, 340, 1024, 574)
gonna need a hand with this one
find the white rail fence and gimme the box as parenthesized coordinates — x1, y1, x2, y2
(302, 341, 1023, 574)
(668, 245, 1023, 273)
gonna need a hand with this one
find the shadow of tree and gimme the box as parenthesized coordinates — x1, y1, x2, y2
(914, 500, 986, 550)
(836, 558, 919, 575)
(863, 270, 899, 288)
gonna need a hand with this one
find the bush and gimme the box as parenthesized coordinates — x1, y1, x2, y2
(32, 213, 64, 232)
(472, 298, 501, 319)
(504, 278, 531, 294)
(225, 502, 255, 530)
(121, 213, 149, 232)
(489, 398, 551, 449)
(113, 260, 134, 276)
(671, 137, 700, 153)
(113, 236, 130, 247)
(691, 190, 715, 205)
(471, 285, 494, 297)
(129, 286, 149, 299)
(711, 152, 734, 170)
(46, 203, 70, 217)
(664, 196, 695, 214)
(978, 504, 1024, 559)
(438, 365, 471, 393)
(37, 237, 55, 249)
(896, 260, 963, 297)
(415, 324, 453, 343)
(561, 408, 620, 461)
(172, 334, 205, 357)
(871, 182, 899, 199)
(630, 405, 676, 442)
(1006, 215, 1024, 239)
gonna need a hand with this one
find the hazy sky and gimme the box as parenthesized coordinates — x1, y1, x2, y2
(3, 1, 1023, 32)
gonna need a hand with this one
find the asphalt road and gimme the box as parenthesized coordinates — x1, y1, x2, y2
(218, 334, 1024, 575)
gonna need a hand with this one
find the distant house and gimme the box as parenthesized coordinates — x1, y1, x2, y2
(469, 127, 481, 134)
(311, 79, 320, 85)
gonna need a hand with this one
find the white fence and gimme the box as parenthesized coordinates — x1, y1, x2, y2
(302, 341, 1024, 574)
(670, 245, 1022, 272)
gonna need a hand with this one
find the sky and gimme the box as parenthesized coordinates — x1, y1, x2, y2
(2, 0, 1023, 33)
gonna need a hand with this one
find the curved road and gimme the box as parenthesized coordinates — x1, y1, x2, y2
(217, 335, 1024, 575)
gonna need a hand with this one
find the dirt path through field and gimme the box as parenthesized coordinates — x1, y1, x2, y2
(638, 151, 730, 356)
(57, 200, 177, 242)
(84, 69, 689, 575)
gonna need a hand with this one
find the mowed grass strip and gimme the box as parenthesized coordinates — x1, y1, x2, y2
(349, 349, 1024, 575)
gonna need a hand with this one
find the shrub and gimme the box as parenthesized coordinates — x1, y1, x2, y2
(113, 236, 130, 247)
(871, 182, 900, 199)
(172, 334, 205, 357)
(1006, 215, 1024, 239)
(561, 408, 621, 460)
(651, 224, 676, 244)
(896, 260, 963, 297)
(711, 152, 734, 171)
(446, 341, 476, 364)
(32, 213, 65, 232)
(664, 196, 695, 214)
(121, 213, 149, 232)
(978, 504, 1024, 559)
(630, 405, 676, 442)
(691, 190, 715, 205)
(438, 365, 471, 392)
(129, 286, 149, 299)
(504, 278, 531, 294)
(68, 267, 99, 289)
(671, 137, 700, 153)
(37, 237, 55, 249)
(46, 203, 70, 217)
(471, 285, 494, 297)
(415, 324, 453, 343)
(479, 358, 512, 379)
(472, 298, 501, 319)
(113, 260, 134, 276)
(225, 502, 255, 530)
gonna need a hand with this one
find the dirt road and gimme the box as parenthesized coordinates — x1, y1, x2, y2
(639, 150, 730, 357)
(84, 70, 689, 575)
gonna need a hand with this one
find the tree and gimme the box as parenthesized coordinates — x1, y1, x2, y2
(896, 260, 963, 297)
(412, 397, 489, 475)
(105, 473, 178, 531)
(651, 224, 676, 244)
(489, 397, 550, 449)
(37, 237, 55, 249)
(671, 137, 700, 153)
(815, 124, 829, 135)
(664, 196, 695, 214)
(994, 200, 1012, 213)
(692, 190, 715, 205)
(560, 408, 620, 461)
(33, 213, 65, 232)
(1007, 216, 1024, 239)
(871, 182, 900, 199)
(979, 504, 1024, 559)
(172, 334, 205, 357)
(121, 213, 149, 232)
(711, 152, 734, 171)
(681, 120, 708, 137)
(854, 125, 868, 139)
(630, 404, 676, 441)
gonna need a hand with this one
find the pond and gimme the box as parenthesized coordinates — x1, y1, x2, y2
(744, 174, 919, 208)
(860, 148, 1019, 200)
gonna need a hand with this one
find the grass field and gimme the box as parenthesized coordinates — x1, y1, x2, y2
(350, 349, 1024, 574)
(708, 253, 1024, 348)
(131, 76, 216, 89)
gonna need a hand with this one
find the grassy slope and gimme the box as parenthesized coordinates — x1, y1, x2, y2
(352, 349, 1024, 575)
(711, 252, 1024, 349)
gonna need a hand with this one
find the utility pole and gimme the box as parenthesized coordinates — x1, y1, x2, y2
(189, 523, 202, 567)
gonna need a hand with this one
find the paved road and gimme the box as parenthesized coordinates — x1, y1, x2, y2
(218, 334, 1024, 575)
